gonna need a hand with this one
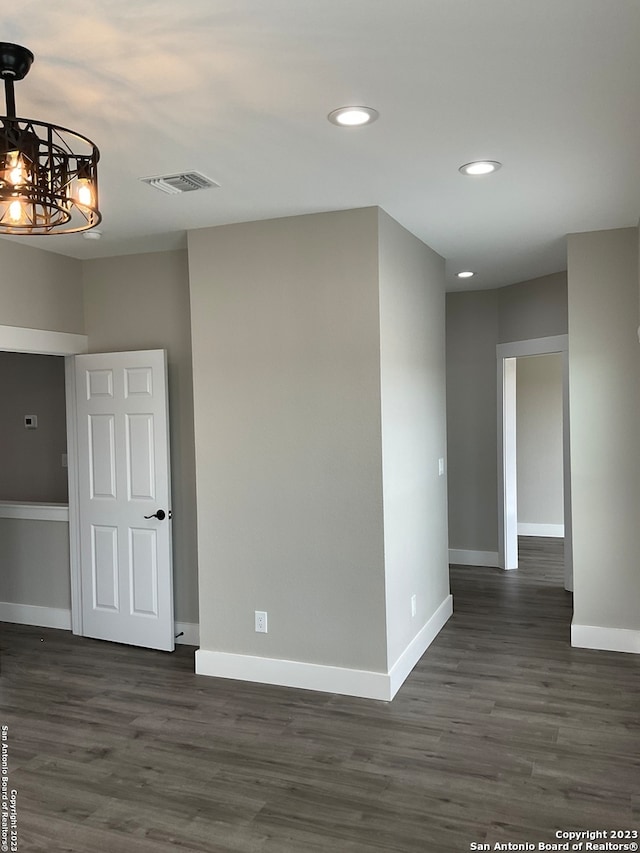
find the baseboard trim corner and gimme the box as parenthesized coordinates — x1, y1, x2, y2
(571, 623, 640, 655)
(388, 594, 453, 699)
(195, 596, 454, 702)
(448, 549, 500, 568)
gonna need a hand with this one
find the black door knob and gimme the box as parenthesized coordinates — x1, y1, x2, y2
(144, 509, 166, 520)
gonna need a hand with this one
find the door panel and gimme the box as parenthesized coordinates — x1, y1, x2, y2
(89, 415, 117, 498)
(75, 349, 174, 651)
(126, 414, 155, 499)
(129, 527, 159, 616)
(92, 525, 119, 610)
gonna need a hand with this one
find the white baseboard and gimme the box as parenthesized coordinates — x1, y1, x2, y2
(518, 523, 565, 538)
(0, 603, 200, 649)
(196, 596, 453, 702)
(571, 623, 640, 655)
(388, 594, 453, 699)
(449, 549, 500, 568)
(0, 602, 71, 630)
(196, 648, 393, 700)
(175, 621, 199, 646)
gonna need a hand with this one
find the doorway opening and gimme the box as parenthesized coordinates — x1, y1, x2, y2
(496, 335, 572, 591)
(0, 326, 176, 651)
(0, 323, 88, 632)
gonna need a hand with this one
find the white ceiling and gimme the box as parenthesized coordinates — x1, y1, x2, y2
(2, 0, 639, 290)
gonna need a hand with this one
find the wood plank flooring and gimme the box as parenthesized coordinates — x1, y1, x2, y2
(1, 538, 638, 852)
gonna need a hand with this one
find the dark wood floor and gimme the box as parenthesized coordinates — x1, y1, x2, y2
(1, 538, 638, 852)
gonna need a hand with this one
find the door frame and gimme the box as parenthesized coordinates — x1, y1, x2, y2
(496, 334, 573, 590)
(0, 324, 88, 633)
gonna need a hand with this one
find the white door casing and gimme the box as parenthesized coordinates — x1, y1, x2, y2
(74, 349, 174, 651)
(499, 357, 518, 571)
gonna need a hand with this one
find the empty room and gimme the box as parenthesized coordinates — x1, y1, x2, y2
(0, 2, 638, 851)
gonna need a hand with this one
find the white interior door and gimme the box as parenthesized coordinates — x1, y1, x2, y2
(74, 349, 174, 651)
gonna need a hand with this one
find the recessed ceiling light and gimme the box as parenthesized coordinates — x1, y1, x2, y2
(458, 160, 502, 176)
(328, 106, 379, 127)
(457, 271, 475, 278)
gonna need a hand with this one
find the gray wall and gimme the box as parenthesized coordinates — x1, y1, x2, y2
(0, 238, 84, 333)
(498, 272, 568, 343)
(0, 352, 68, 502)
(516, 354, 564, 527)
(378, 211, 449, 666)
(0, 518, 70, 609)
(567, 227, 640, 632)
(82, 250, 199, 625)
(446, 290, 499, 552)
(189, 209, 389, 671)
(446, 272, 568, 553)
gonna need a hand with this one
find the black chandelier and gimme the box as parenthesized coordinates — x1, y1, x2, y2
(0, 42, 101, 235)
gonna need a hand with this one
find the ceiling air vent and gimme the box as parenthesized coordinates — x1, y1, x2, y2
(140, 171, 220, 195)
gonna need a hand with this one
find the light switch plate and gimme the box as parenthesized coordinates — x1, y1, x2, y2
(24, 415, 38, 429)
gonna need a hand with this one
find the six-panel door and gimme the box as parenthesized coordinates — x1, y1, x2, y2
(75, 350, 174, 651)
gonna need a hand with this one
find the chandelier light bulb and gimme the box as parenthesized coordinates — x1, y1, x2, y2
(77, 179, 93, 206)
(6, 150, 24, 184)
(9, 200, 22, 222)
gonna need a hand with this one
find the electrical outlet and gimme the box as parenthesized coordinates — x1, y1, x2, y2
(411, 594, 417, 618)
(255, 610, 268, 633)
